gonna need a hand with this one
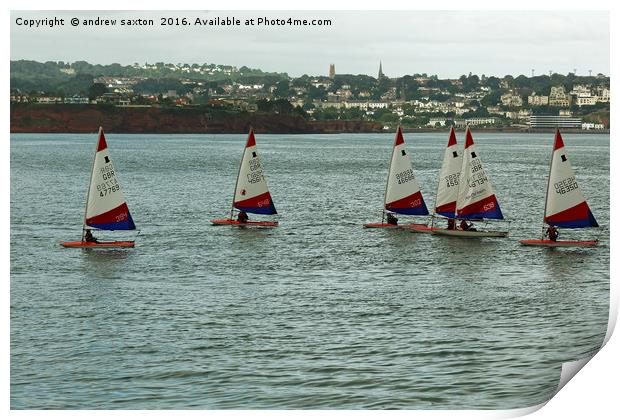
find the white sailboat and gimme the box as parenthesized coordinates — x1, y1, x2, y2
(410, 126, 461, 233)
(520, 129, 599, 247)
(431, 127, 508, 238)
(364, 126, 429, 228)
(61, 127, 136, 248)
(211, 128, 279, 227)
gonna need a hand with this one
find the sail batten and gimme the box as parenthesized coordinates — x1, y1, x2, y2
(383, 127, 429, 216)
(455, 128, 503, 220)
(232, 129, 277, 215)
(84, 127, 135, 231)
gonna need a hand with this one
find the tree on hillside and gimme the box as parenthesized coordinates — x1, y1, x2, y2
(274, 80, 291, 98)
(88, 83, 108, 100)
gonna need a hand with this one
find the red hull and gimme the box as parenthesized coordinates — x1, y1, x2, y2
(210, 219, 279, 227)
(519, 239, 598, 247)
(60, 241, 135, 248)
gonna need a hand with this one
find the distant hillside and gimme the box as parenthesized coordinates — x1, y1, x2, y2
(10, 60, 289, 94)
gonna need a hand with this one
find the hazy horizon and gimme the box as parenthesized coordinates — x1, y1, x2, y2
(11, 10, 610, 79)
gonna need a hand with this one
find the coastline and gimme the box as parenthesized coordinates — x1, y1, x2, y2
(10, 104, 609, 135)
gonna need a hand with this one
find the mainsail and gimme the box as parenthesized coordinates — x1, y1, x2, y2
(384, 126, 429, 215)
(434, 126, 461, 217)
(84, 127, 135, 230)
(455, 127, 503, 220)
(544, 129, 598, 228)
(232, 129, 277, 215)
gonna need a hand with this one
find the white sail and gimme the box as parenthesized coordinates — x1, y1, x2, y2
(84, 127, 135, 230)
(233, 129, 277, 215)
(434, 127, 461, 217)
(544, 130, 597, 228)
(456, 127, 503, 220)
(384, 127, 428, 215)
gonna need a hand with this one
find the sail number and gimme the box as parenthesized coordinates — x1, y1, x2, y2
(471, 160, 483, 173)
(247, 170, 264, 184)
(468, 172, 488, 188)
(96, 174, 120, 197)
(99, 164, 116, 179)
(444, 173, 459, 188)
(554, 176, 578, 195)
(396, 169, 415, 184)
(97, 183, 120, 197)
(249, 158, 262, 172)
(483, 202, 495, 211)
(246, 158, 265, 184)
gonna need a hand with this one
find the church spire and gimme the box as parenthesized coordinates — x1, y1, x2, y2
(378, 61, 385, 79)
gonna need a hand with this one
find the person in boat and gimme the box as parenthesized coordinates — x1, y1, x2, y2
(386, 213, 398, 225)
(460, 220, 476, 231)
(84, 229, 98, 243)
(237, 211, 249, 223)
(447, 218, 456, 230)
(546, 226, 559, 242)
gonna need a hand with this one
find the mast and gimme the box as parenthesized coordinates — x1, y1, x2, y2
(541, 128, 559, 239)
(454, 125, 468, 221)
(231, 128, 252, 219)
(82, 127, 102, 241)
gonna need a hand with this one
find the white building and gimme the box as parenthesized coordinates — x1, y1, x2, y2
(528, 94, 549, 106)
(487, 106, 503, 115)
(582, 122, 605, 130)
(367, 101, 390, 109)
(570, 84, 591, 96)
(596, 87, 610, 103)
(427, 118, 447, 127)
(455, 117, 498, 127)
(575, 95, 597, 107)
(501, 93, 523, 107)
(549, 86, 571, 107)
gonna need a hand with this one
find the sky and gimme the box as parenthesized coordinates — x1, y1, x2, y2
(10, 10, 610, 78)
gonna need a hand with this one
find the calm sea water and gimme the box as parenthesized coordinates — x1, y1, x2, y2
(10, 132, 609, 409)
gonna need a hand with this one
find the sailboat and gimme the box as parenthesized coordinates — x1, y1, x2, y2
(363, 126, 429, 228)
(431, 127, 508, 238)
(61, 127, 136, 248)
(210, 129, 279, 227)
(410, 126, 461, 233)
(520, 129, 599, 247)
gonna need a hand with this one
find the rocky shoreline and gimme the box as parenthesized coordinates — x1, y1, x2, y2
(10, 104, 609, 134)
(10, 104, 383, 134)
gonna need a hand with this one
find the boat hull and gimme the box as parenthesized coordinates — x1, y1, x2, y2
(519, 239, 598, 247)
(210, 219, 279, 228)
(431, 229, 509, 238)
(60, 241, 135, 248)
(363, 222, 428, 229)
(408, 225, 444, 234)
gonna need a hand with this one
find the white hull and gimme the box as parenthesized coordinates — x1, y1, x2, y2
(432, 229, 508, 238)
(519, 239, 598, 248)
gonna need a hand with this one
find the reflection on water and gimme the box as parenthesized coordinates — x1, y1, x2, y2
(11, 133, 609, 409)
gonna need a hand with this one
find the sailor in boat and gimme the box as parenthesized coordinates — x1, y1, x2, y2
(386, 213, 398, 226)
(84, 229, 98, 243)
(460, 220, 476, 232)
(237, 211, 249, 224)
(546, 226, 559, 242)
(447, 218, 456, 230)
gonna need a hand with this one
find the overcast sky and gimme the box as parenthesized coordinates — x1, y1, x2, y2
(10, 10, 609, 78)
